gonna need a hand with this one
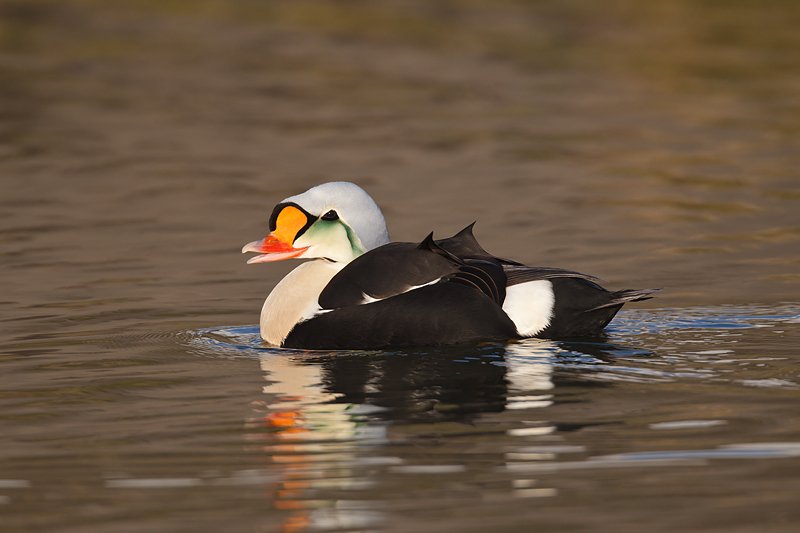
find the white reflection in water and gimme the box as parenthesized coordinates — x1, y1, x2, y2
(503, 340, 557, 475)
(600, 442, 800, 461)
(507, 426, 555, 437)
(500, 441, 800, 475)
(650, 420, 728, 430)
(514, 487, 558, 498)
(256, 355, 388, 444)
(389, 465, 466, 474)
(251, 345, 564, 530)
(251, 353, 388, 532)
(738, 378, 799, 389)
(504, 340, 555, 395)
(107, 478, 203, 488)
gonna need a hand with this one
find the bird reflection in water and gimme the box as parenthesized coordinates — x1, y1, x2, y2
(246, 354, 388, 532)
(246, 338, 641, 532)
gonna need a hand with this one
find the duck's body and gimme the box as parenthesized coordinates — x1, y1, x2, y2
(243, 182, 658, 350)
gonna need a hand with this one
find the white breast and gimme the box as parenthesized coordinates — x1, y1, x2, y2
(260, 260, 344, 346)
(502, 280, 555, 337)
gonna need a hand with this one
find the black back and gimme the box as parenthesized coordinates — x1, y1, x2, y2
(319, 242, 457, 309)
(285, 282, 518, 350)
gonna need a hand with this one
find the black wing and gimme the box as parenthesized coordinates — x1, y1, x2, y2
(585, 288, 661, 311)
(285, 281, 518, 350)
(291, 234, 515, 349)
(320, 222, 533, 310)
(503, 264, 602, 286)
(318, 238, 458, 310)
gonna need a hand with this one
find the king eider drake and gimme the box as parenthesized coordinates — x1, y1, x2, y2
(242, 182, 659, 350)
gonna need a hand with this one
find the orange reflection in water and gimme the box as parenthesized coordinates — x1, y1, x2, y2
(247, 355, 387, 532)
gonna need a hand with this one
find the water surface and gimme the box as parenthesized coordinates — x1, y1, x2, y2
(1, 1, 799, 531)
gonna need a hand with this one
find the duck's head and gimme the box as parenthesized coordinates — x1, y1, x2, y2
(242, 181, 390, 264)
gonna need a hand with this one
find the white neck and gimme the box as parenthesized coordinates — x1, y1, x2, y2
(260, 260, 344, 345)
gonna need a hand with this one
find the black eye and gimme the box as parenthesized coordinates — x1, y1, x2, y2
(321, 210, 339, 221)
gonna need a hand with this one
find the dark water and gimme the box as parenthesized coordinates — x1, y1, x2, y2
(2, 1, 799, 531)
(3, 307, 799, 531)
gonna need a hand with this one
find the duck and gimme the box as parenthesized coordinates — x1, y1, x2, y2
(242, 181, 658, 350)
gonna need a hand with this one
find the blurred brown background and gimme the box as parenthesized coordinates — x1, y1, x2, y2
(2, 0, 798, 333)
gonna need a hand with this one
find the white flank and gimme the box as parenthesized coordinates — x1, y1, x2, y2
(502, 280, 555, 337)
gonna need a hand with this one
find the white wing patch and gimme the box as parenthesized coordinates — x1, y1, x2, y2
(361, 292, 380, 304)
(406, 278, 442, 291)
(360, 278, 442, 305)
(502, 280, 555, 337)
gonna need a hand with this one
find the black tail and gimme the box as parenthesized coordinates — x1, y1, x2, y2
(586, 288, 661, 312)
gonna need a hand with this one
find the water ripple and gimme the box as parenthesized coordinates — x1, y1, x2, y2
(187, 305, 800, 392)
